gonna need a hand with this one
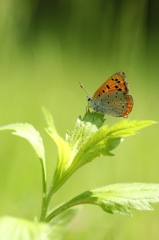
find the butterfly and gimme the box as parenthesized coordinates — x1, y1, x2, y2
(80, 71, 133, 118)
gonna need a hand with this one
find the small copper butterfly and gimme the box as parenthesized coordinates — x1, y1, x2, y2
(80, 71, 133, 118)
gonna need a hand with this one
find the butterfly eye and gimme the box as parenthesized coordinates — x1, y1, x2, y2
(87, 97, 92, 102)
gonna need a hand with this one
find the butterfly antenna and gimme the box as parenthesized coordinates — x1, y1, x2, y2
(79, 82, 90, 96)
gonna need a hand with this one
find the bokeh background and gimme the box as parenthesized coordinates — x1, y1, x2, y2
(0, 0, 159, 239)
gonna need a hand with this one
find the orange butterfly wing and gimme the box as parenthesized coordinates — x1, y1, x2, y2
(91, 72, 133, 118)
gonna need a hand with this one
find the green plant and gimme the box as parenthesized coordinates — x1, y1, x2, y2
(0, 108, 158, 240)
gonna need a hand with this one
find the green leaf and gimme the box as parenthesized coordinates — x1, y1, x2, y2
(89, 183, 159, 216)
(46, 183, 159, 220)
(70, 118, 156, 170)
(0, 123, 45, 162)
(0, 123, 47, 201)
(44, 111, 104, 186)
(43, 107, 72, 185)
(105, 120, 156, 138)
(43, 110, 156, 195)
(50, 133, 72, 184)
(42, 106, 58, 135)
(67, 114, 100, 156)
(0, 216, 50, 240)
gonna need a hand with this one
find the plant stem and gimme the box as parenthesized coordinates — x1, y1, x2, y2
(40, 163, 79, 221)
(45, 195, 81, 222)
(39, 158, 47, 221)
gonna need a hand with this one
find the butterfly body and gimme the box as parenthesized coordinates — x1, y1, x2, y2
(87, 72, 133, 118)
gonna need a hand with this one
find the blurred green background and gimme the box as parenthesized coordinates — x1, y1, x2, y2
(0, 0, 159, 239)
